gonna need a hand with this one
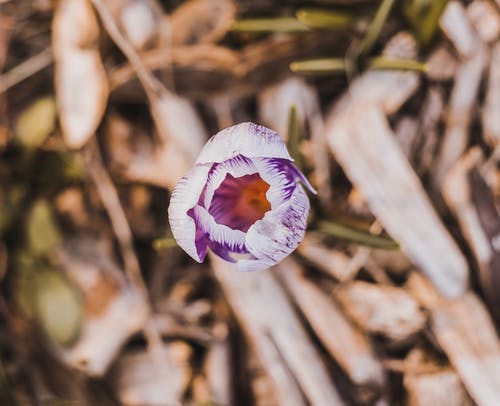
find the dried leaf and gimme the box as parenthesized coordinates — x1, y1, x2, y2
(15, 258, 82, 347)
(27, 199, 61, 257)
(15, 96, 57, 149)
(171, 0, 236, 45)
(34, 268, 82, 346)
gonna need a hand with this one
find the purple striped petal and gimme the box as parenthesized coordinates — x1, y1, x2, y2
(196, 122, 293, 164)
(241, 185, 310, 271)
(190, 205, 249, 262)
(251, 157, 317, 208)
(168, 164, 212, 262)
(203, 155, 258, 209)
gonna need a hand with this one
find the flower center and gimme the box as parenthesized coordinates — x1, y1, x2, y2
(209, 173, 271, 232)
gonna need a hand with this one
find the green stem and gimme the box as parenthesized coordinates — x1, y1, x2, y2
(295, 8, 359, 30)
(357, 0, 396, 56)
(291, 57, 426, 73)
(286, 105, 302, 170)
(153, 236, 178, 251)
(231, 17, 309, 33)
(316, 221, 399, 250)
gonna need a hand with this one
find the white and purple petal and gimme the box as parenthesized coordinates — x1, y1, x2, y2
(251, 157, 317, 208)
(167, 163, 212, 262)
(168, 122, 315, 271)
(238, 185, 310, 272)
(196, 122, 293, 164)
(203, 155, 258, 209)
(190, 205, 249, 262)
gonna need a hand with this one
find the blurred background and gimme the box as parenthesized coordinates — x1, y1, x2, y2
(0, 0, 499, 404)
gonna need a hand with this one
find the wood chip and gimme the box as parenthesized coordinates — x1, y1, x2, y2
(483, 41, 500, 146)
(335, 281, 426, 341)
(104, 0, 161, 50)
(113, 343, 191, 406)
(326, 33, 468, 298)
(93, 0, 207, 189)
(434, 45, 488, 187)
(403, 349, 472, 406)
(416, 87, 445, 175)
(326, 107, 468, 298)
(440, 1, 481, 59)
(466, 0, 500, 44)
(394, 116, 419, 160)
(276, 258, 385, 392)
(204, 340, 232, 405)
(211, 255, 344, 406)
(55, 236, 149, 376)
(298, 234, 356, 282)
(443, 147, 500, 317)
(52, 0, 109, 149)
(407, 273, 500, 405)
(169, 0, 235, 46)
(425, 46, 458, 81)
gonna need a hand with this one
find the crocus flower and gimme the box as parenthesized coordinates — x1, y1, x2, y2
(168, 122, 316, 271)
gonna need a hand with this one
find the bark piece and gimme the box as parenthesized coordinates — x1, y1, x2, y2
(483, 41, 500, 146)
(276, 258, 385, 392)
(211, 255, 344, 406)
(335, 281, 426, 341)
(52, 0, 109, 149)
(407, 273, 500, 405)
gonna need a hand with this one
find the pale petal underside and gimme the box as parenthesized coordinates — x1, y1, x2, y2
(168, 164, 212, 262)
(196, 122, 293, 164)
(241, 185, 310, 271)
